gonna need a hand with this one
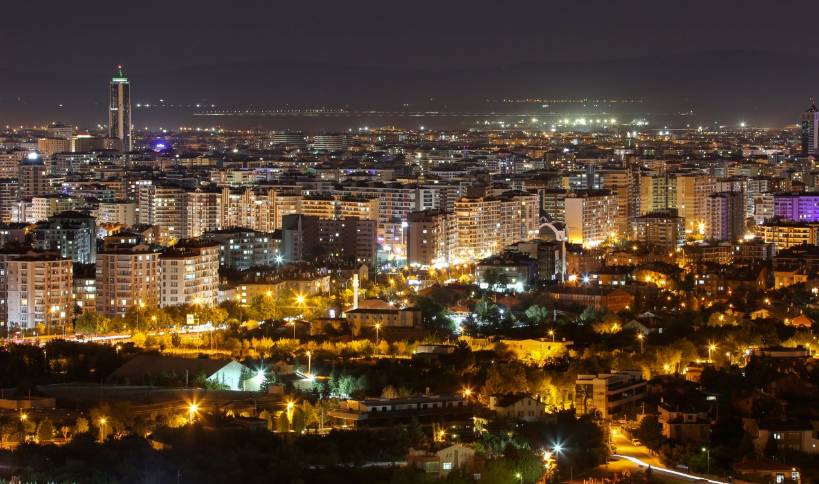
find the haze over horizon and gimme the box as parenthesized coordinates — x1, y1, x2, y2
(3, 0, 818, 128)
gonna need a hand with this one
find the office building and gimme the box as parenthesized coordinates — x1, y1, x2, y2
(801, 100, 819, 157)
(108, 65, 132, 152)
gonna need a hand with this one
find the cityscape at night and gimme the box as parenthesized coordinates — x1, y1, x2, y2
(2, 1, 819, 483)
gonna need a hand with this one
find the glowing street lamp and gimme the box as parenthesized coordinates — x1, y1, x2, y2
(708, 343, 717, 362)
(374, 323, 381, 345)
(306, 351, 312, 377)
(286, 400, 295, 432)
(462, 387, 473, 399)
(701, 446, 710, 474)
(548, 329, 555, 342)
(98, 417, 108, 442)
(188, 402, 199, 424)
(637, 333, 645, 354)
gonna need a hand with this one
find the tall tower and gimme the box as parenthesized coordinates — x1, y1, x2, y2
(108, 65, 131, 152)
(801, 99, 819, 157)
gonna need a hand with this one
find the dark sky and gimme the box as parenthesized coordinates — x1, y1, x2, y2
(3, 0, 818, 127)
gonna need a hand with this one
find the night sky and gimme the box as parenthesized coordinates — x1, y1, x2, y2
(3, 0, 819, 127)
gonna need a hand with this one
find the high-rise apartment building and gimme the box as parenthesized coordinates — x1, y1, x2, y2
(138, 184, 185, 244)
(97, 201, 137, 226)
(706, 192, 745, 241)
(0, 179, 19, 223)
(31, 211, 97, 264)
(0, 251, 73, 331)
(406, 209, 457, 268)
(159, 240, 220, 307)
(204, 228, 279, 270)
(18, 152, 50, 198)
(453, 190, 539, 262)
(96, 243, 160, 316)
(565, 190, 618, 248)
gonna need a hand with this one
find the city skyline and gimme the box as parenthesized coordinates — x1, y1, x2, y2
(2, 3, 819, 483)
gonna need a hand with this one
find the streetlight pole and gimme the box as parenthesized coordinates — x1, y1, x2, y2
(637, 334, 644, 354)
(375, 323, 381, 346)
(306, 351, 312, 377)
(701, 446, 710, 474)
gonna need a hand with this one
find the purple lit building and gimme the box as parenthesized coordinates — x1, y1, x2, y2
(773, 193, 819, 222)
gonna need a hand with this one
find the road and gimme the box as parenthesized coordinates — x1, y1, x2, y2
(9, 323, 226, 346)
(606, 427, 728, 484)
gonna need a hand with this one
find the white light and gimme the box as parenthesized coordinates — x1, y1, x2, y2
(26, 152, 38, 161)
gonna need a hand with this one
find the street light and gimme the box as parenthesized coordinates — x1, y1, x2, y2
(549, 329, 555, 342)
(306, 351, 312, 377)
(98, 417, 107, 442)
(188, 402, 199, 425)
(374, 323, 381, 346)
(708, 343, 717, 362)
(637, 333, 645, 354)
(462, 387, 472, 399)
(515, 471, 523, 483)
(701, 446, 710, 474)
(289, 321, 297, 340)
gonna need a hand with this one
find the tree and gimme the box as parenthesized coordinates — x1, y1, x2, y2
(36, 418, 54, 442)
(414, 297, 454, 332)
(74, 417, 89, 434)
(635, 415, 664, 450)
(482, 363, 529, 396)
(74, 313, 111, 334)
(524, 305, 551, 325)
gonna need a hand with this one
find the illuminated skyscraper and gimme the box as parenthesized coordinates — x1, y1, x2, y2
(108, 65, 132, 152)
(801, 99, 819, 157)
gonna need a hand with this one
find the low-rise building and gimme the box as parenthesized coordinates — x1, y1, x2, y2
(575, 370, 646, 419)
(658, 399, 710, 444)
(488, 394, 547, 422)
(328, 394, 472, 428)
(345, 306, 422, 329)
(547, 286, 634, 312)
